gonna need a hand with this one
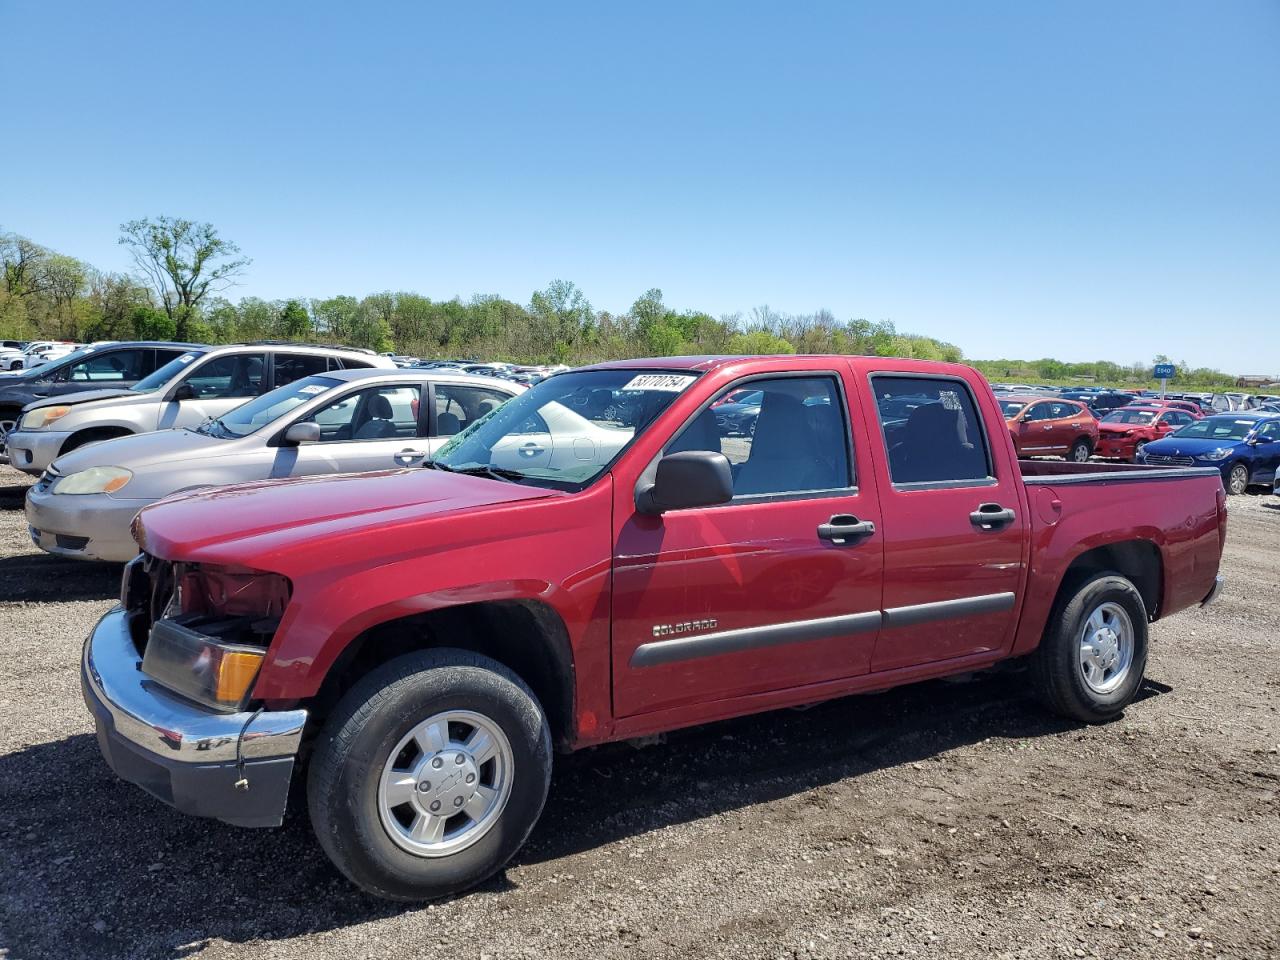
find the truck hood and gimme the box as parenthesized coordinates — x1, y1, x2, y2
(23, 387, 141, 410)
(134, 468, 562, 563)
(52, 427, 228, 475)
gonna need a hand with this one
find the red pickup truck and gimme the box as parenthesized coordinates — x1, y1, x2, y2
(81, 355, 1227, 902)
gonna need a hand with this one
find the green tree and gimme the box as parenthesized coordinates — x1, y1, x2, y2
(130, 306, 177, 340)
(277, 299, 312, 339)
(119, 217, 250, 340)
(727, 330, 796, 355)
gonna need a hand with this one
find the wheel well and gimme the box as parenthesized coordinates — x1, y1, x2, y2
(310, 600, 576, 750)
(1059, 541, 1162, 620)
(62, 426, 133, 454)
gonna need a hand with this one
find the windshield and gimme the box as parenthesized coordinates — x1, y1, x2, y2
(1172, 417, 1258, 442)
(131, 350, 207, 393)
(197, 375, 342, 438)
(1000, 399, 1030, 418)
(432, 368, 696, 489)
(1102, 409, 1156, 425)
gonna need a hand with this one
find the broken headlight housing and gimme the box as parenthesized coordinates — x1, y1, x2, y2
(140, 562, 291, 712)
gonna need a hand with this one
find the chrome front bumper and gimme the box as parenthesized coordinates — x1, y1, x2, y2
(81, 608, 308, 827)
(1201, 575, 1226, 608)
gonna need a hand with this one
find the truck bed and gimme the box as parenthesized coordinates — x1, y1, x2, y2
(1018, 459, 1221, 485)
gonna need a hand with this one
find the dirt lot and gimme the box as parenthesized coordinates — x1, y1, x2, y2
(0, 464, 1276, 960)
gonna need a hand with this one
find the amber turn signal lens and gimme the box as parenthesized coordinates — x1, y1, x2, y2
(214, 649, 266, 705)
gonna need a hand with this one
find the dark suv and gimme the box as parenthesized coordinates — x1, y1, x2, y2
(0, 342, 200, 457)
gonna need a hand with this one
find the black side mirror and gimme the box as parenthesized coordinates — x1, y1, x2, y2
(170, 382, 195, 401)
(636, 451, 734, 515)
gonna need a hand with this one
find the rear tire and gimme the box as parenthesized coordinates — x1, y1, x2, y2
(1032, 572, 1148, 723)
(307, 648, 552, 902)
(1227, 463, 1249, 495)
(1068, 439, 1092, 463)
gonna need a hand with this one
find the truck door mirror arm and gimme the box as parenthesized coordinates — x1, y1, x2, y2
(635, 451, 734, 515)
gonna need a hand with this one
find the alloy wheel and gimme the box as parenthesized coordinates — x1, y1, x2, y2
(377, 709, 514, 858)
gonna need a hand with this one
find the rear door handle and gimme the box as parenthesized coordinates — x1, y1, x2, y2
(817, 514, 875, 544)
(970, 503, 1016, 530)
(394, 448, 426, 466)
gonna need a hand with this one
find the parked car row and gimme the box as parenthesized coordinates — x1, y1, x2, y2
(8, 342, 526, 562)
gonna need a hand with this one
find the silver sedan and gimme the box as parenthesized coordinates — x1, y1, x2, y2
(25, 369, 523, 562)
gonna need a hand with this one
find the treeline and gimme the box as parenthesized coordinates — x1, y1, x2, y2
(0, 225, 961, 364)
(971, 357, 1243, 390)
(0, 221, 1246, 389)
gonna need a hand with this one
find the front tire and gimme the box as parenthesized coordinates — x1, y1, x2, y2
(1226, 463, 1249, 495)
(307, 649, 553, 901)
(1032, 572, 1148, 723)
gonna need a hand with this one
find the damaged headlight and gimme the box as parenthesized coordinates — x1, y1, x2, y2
(140, 563, 291, 712)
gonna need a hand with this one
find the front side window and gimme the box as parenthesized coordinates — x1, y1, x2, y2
(303, 385, 423, 441)
(665, 376, 851, 498)
(433, 384, 515, 437)
(202, 375, 342, 438)
(433, 369, 694, 489)
(1022, 402, 1052, 422)
(1256, 421, 1279, 440)
(874, 376, 992, 485)
(184, 353, 267, 399)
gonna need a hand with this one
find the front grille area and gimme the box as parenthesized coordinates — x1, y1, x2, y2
(1145, 454, 1195, 467)
(54, 534, 89, 551)
(121, 553, 174, 652)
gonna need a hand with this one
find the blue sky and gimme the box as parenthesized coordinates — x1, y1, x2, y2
(4, 1, 1278, 373)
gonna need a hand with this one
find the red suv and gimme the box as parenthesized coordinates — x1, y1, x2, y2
(999, 395, 1098, 462)
(1096, 405, 1199, 461)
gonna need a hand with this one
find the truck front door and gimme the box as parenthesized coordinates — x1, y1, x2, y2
(860, 370, 1029, 671)
(610, 372, 884, 718)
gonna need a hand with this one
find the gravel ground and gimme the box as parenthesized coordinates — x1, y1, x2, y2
(0, 464, 1276, 960)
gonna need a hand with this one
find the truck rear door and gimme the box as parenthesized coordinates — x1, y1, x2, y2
(855, 364, 1030, 671)
(610, 367, 884, 717)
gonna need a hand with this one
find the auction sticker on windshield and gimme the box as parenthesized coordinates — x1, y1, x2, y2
(622, 373, 697, 392)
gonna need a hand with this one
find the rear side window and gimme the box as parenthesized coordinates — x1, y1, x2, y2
(667, 375, 852, 498)
(873, 376, 992, 485)
(185, 353, 267, 398)
(274, 353, 329, 386)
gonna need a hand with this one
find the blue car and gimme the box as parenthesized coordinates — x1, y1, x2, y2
(1138, 412, 1280, 495)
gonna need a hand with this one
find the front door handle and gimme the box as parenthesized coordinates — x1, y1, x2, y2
(518, 442, 545, 458)
(817, 514, 875, 544)
(970, 503, 1017, 530)
(394, 448, 426, 466)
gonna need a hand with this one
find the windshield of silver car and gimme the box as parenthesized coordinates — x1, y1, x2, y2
(131, 350, 209, 393)
(196, 375, 344, 438)
(431, 369, 698, 489)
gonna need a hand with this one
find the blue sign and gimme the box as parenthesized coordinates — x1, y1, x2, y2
(1153, 363, 1176, 379)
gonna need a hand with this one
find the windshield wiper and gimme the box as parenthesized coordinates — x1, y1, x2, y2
(421, 460, 457, 472)
(450, 463, 528, 483)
